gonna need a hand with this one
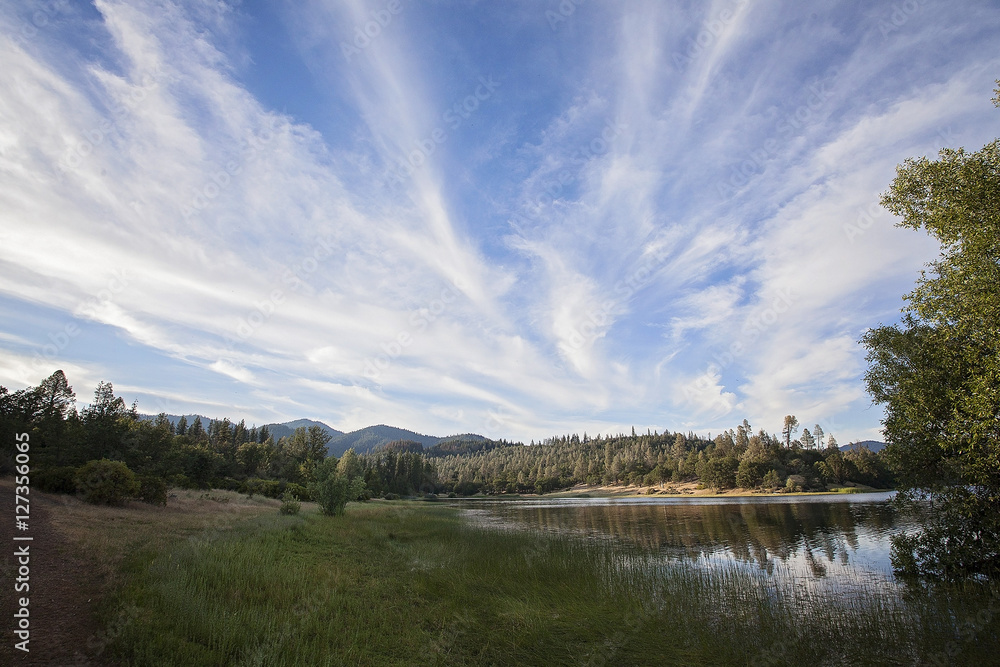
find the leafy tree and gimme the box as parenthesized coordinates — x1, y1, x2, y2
(862, 88, 1000, 579)
(236, 440, 271, 477)
(311, 458, 364, 516)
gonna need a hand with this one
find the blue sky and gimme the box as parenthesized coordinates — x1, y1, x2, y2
(1, 0, 998, 444)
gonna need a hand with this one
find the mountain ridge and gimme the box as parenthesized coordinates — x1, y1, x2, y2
(139, 413, 485, 457)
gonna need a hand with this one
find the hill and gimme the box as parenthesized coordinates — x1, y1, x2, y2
(840, 440, 886, 453)
(139, 414, 343, 447)
(140, 413, 487, 458)
(327, 427, 490, 457)
(328, 425, 441, 457)
(263, 419, 343, 443)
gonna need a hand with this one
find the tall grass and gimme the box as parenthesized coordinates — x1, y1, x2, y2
(104, 501, 999, 666)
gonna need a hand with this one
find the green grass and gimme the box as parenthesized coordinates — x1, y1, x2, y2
(104, 501, 1000, 666)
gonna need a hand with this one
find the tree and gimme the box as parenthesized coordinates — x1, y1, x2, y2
(188, 416, 206, 442)
(762, 469, 782, 490)
(736, 458, 767, 489)
(862, 87, 1000, 579)
(800, 428, 815, 450)
(781, 415, 799, 448)
(311, 458, 365, 516)
(813, 424, 825, 449)
(81, 381, 132, 462)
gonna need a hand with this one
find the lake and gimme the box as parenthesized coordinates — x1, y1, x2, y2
(449, 492, 911, 596)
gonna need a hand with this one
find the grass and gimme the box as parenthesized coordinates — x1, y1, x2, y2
(58, 493, 1000, 666)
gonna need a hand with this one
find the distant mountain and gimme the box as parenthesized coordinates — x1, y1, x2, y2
(139, 413, 342, 446)
(263, 419, 343, 443)
(139, 413, 485, 458)
(327, 427, 491, 457)
(327, 425, 440, 457)
(138, 413, 214, 426)
(840, 440, 887, 453)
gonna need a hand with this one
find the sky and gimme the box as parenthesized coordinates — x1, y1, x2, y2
(0, 0, 998, 444)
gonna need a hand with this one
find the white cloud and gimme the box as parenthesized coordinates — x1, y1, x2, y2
(1, 0, 997, 444)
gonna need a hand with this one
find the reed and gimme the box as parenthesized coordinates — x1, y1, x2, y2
(92, 500, 998, 666)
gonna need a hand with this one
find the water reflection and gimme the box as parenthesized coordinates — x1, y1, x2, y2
(451, 493, 912, 590)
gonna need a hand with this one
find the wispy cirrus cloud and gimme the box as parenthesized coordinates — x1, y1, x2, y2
(1, 0, 998, 443)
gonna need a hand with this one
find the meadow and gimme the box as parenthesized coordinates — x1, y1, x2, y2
(47, 490, 1000, 665)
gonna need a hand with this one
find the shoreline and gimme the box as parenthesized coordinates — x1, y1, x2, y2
(452, 481, 891, 500)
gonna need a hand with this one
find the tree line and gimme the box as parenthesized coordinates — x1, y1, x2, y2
(1, 370, 891, 507)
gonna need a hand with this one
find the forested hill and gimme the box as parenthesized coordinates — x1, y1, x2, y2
(5, 371, 893, 502)
(139, 414, 343, 445)
(328, 425, 440, 457)
(424, 426, 893, 495)
(138, 415, 486, 457)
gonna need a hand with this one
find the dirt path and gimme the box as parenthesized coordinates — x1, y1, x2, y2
(1, 478, 113, 666)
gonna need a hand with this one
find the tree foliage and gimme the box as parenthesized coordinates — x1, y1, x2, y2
(862, 96, 1000, 579)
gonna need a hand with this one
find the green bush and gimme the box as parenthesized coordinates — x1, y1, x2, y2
(310, 460, 365, 516)
(169, 473, 195, 489)
(284, 482, 311, 502)
(259, 480, 283, 499)
(137, 475, 168, 506)
(34, 466, 79, 494)
(279, 495, 301, 515)
(75, 459, 139, 505)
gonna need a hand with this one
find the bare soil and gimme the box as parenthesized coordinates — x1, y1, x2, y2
(1, 478, 112, 666)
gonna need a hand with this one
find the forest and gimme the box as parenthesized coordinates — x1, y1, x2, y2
(1, 369, 893, 504)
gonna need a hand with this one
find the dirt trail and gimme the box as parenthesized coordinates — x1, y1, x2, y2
(1, 478, 113, 666)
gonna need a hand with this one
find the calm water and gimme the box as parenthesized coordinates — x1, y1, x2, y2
(449, 492, 914, 594)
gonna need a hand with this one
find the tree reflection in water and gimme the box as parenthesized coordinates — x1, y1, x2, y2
(454, 494, 909, 589)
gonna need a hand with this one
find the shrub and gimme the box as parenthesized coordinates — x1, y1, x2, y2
(279, 495, 301, 515)
(384, 492, 401, 500)
(34, 466, 79, 494)
(169, 473, 195, 489)
(762, 469, 783, 490)
(75, 459, 139, 505)
(137, 475, 168, 506)
(310, 460, 366, 516)
(284, 482, 311, 502)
